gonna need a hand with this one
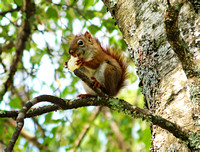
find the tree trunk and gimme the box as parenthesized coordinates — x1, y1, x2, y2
(103, 0, 200, 151)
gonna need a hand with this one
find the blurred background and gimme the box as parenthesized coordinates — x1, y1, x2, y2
(0, 0, 151, 151)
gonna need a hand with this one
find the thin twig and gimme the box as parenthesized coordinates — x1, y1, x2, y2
(0, 6, 21, 16)
(0, 105, 60, 119)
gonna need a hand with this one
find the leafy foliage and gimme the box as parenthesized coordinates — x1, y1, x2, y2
(0, 0, 150, 151)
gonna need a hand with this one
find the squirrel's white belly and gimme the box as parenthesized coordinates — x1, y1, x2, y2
(80, 67, 97, 95)
(82, 81, 97, 95)
(81, 62, 107, 95)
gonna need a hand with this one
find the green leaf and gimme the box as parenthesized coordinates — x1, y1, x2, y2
(14, 0, 23, 6)
(83, 0, 94, 9)
(35, 7, 42, 14)
(9, 97, 21, 109)
(88, 24, 100, 35)
(44, 112, 53, 124)
(46, 6, 58, 20)
(84, 10, 96, 19)
(142, 125, 151, 151)
(102, 19, 116, 32)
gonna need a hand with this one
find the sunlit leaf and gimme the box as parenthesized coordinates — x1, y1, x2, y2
(9, 97, 21, 109)
(46, 6, 58, 20)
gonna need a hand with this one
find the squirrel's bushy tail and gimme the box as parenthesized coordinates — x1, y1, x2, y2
(96, 39, 128, 95)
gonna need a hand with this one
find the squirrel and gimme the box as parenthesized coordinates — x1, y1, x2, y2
(65, 31, 128, 97)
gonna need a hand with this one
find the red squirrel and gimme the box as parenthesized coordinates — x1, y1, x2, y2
(66, 31, 128, 97)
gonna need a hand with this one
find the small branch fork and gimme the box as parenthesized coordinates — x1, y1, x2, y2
(4, 95, 66, 152)
(164, 0, 200, 78)
(2, 69, 200, 151)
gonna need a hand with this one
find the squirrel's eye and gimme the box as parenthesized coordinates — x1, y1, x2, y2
(77, 40, 84, 46)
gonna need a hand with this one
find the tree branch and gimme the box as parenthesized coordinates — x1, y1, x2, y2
(0, 6, 21, 16)
(0, 40, 14, 54)
(5, 118, 47, 150)
(164, 0, 200, 78)
(2, 94, 200, 151)
(74, 69, 107, 97)
(4, 65, 200, 151)
(0, 40, 15, 73)
(0, 0, 35, 102)
(4, 95, 66, 152)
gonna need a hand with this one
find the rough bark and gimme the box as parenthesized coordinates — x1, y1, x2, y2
(102, 0, 200, 151)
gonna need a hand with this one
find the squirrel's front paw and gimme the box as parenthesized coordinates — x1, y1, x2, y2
(76, 58, 84, 66)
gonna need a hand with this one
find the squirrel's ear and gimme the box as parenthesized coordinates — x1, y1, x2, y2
(84, 31, 93, 42)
